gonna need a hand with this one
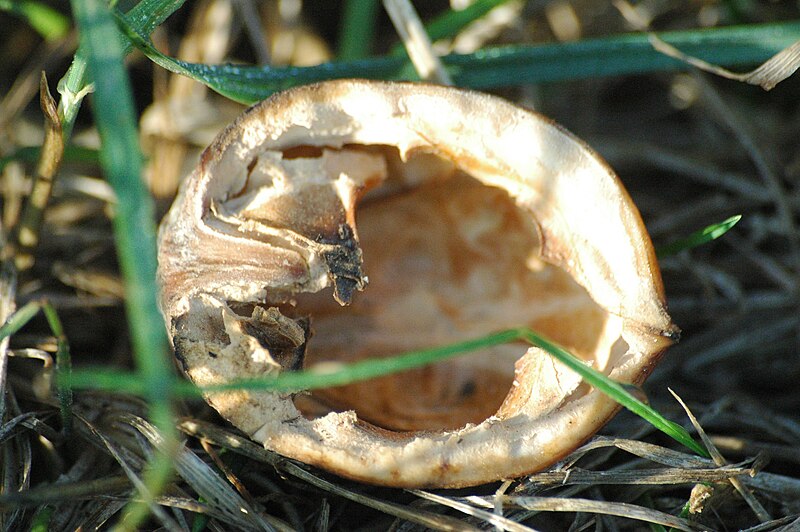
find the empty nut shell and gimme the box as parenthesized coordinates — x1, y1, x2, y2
(157, 80, 677, 488)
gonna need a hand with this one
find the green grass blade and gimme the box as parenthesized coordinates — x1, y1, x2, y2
(448, 23, 800, 88)
(67, 325, 707, 457)
(124, 0, 186, 36)
(63, 367, 148, 395)
(29, 507, 53, 532)
(70, 0, 176, 527)
(656, 215, 742, 258)
(0, 0, 70, 41)
(338, 0, 380, 60)
(71, 0, 173, 404)
(197, 329, 523, 394)
(111, 0, 187, 62)
(65, 330, 523, 395)
(113, 16, 800, 104)
(516, 329, 709, 457)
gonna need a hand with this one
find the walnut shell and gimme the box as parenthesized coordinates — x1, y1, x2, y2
(157, 80, 677, 488)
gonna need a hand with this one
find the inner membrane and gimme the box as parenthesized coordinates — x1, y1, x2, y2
(289, 151, 613, 432)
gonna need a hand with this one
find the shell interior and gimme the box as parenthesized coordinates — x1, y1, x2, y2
(258, 146, 627, 432)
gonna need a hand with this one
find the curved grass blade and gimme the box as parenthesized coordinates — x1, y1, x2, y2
(66, 326, 707, 457)
(203, 325, 711, 456)
(113, 13, 800, 104)
(58, 0, 187, 137)
(656, 214, 742, 258)
(113, 8, 409, 104)
(516, 329, 708, 457)
(123, 0, 187, 51)
(63, 330, 522, 397)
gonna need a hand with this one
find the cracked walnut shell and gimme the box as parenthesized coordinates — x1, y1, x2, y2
(157, 80, 677, 488)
